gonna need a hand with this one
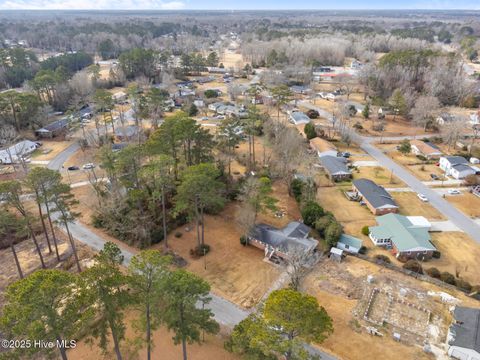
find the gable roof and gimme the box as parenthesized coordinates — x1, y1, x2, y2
(449, 306, 480, 353)
(353, 178, 398, 209)
(369, 213, 435, 252)
(37, 117, 70, 133)
(338, 234, 362, 249)
(319, 155, 351, 176)
(452, 163, 475, 173)
(290, 112, 310, 124)
(251, 222, 318, 255)
(444, 156, 469, 166)
(310, 137, 337, 154)
(410, 140, 442, 156)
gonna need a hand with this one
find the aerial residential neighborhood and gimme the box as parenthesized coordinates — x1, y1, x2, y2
(0, 4, 480, 360)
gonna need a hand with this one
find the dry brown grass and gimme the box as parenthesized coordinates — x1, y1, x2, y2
(69, 310, 239, 360)
(362, 115, 431, 137)
(429, 232, 480, 285)
(33, 140, 74, 161)
(351, 166, 405, 187)
(391, 192, 445, 220)
(446, 193, 480, 218)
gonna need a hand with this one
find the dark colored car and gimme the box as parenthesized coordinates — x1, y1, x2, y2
(306, 109, 319, 119)
(430, 173, 439, 180)
(67, 166, 80, 171)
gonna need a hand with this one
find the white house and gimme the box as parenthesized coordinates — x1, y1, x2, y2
(337, 234, 362, 254)
(0, 140, 38, 164)
(289, 111, 311, 125)
(439, 156, 476, 179)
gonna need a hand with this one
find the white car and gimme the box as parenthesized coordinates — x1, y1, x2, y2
(417, 193, 428, 202)
(448, 189, 461, 195)
(215, 115, 225, 120)
(200, 116, 209, 121)
(82, 163, 95, 170)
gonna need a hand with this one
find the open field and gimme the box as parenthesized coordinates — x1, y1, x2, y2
(392, 192, 445, 220)
(446, 193, 480, 218)
(361, 115, 431, 137)
(69, 310, 239, 360)
(430, 232, 480, 285)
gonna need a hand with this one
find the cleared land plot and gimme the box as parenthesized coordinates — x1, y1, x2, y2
(392, 192, 445, 220)
(446, 193, 480, 218)
(430, 232, 480, 285)
(361, 116, 431, 137)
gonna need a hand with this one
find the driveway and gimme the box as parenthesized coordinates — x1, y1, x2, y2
(47, 142, 80, 171)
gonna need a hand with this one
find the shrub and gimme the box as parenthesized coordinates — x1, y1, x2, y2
(353, 122, 363, 130)
(314, 215, 334, 237)
(374, 254, 391, 264)
(432, 251, 441, 259)
(456, 279, 472, 292)
(440, 272, 456, 285)
(416, 155, 427, 162)
(426, 267, 441, 279)
(301, 201, 324, 227)
(304, 122, 317, 140)
(403, 260, 423, 274)
(174, 231, 183, 238)
(361, 226, 370, 236)
(306, 109, 319, 119)
(290, 178, 304, 202)
(240, 235, 248, 246)
(190, 244, 211, 257)
(359, 246, 368, 255)
(325, 220, 342, 248)
(204, 89, 218, 98)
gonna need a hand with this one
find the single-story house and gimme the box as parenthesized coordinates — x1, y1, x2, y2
(337, 234, 362, 254)
(249, 222, 318, 261)
(368, 213, 436, 261)
(290, 85, 310, 94)
(309, 137, 337, 157)
(436, 113, 456, 126)
(440, 156, 476, 179)
(35, 117, 70, 138)
(208, 102, 227, 112)
(0, 140, 39, 164)
(352, 178, 399, 215)
(410, 140, 443, 159)
(114, 125, 139, 142)
(289, 111, 311, 125)
(447, 306, 480, 360)
(319, 155, 351, 181)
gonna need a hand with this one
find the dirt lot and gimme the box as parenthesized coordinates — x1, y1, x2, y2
(32, 140, 73, 161)
(361, 115, 431, 138)
(392, 192, 445, 220)
(446, 193, 480, 218)
(69, 310, 238, 360)
(303, 255, 479, 360)
(430, 232, 480, 285)
(316, 186, 376, 240)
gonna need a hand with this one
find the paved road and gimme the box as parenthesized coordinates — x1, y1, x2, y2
(47, 142, 81, 171)
(299, 101, 480, 243)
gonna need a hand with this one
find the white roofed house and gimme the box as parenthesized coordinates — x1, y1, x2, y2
(439, 156, 476, 179)
(289, 111, 311, 125)
(0, 140, 39, 164)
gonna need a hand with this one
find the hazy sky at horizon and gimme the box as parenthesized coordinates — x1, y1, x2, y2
(0, 0, 479, 10)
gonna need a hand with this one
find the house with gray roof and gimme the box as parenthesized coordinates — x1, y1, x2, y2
(249, 222, 318, 261)
(447, 306, 480, 360)
(352, 178, 398, 215)
(319, 155, 351, 181)
(440, 156, 476, 180)
(368, 213, 436, 261)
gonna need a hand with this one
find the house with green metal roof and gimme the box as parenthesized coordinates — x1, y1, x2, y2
(337, 234, 363, 254)
(368, 213, 436, 261)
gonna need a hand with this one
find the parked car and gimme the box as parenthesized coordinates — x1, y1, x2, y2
(82, 163, 95, 170)
(67, 166, 80, 171)
(215, 115, 225, 120)
(341, 152, 351, 158)
(430, 173, 439, 180)
(200, 116, 209, 121)
(417, 193, 428, 202)
(448, 189, 461, 195)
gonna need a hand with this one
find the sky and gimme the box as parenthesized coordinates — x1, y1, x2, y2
(0, 0, 479, 10)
